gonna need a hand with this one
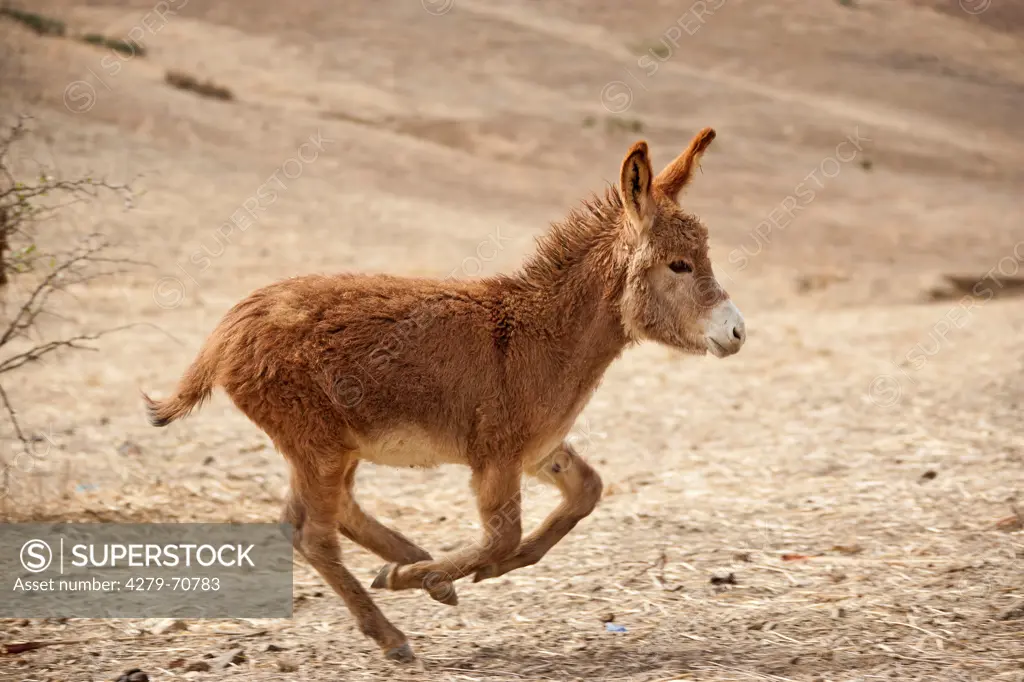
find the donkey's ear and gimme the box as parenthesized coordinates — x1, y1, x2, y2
(653, 127, 716, 201)
(619, 141, 655, 236)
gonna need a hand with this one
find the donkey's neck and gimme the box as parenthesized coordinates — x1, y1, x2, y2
(500, 190, 632, 393)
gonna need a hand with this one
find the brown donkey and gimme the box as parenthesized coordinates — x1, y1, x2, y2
(143, 128, 745, 662)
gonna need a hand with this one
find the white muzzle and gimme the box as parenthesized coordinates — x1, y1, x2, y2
(705, 300, 745, 358)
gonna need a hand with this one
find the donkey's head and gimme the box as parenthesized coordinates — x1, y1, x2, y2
(617, 128, 745, 358)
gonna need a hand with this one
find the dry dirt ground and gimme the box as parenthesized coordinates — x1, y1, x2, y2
(1, 0, 1023, 680)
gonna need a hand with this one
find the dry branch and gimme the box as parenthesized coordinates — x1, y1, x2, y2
(0, 115, 137, 476)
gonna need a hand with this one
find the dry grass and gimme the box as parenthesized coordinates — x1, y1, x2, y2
(80, 33, 145, 58)
(0, 6, 65, 36)
(1, 0, 1022, 679)
(1, 6, 144, 57)
(164, 70, 234, 102)
(2, 401, 1021, 681)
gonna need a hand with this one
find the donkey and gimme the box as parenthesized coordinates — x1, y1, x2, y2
(143, 128, 745, 662)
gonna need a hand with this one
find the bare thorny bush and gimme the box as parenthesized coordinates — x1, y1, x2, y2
(0, 115, 137, 498)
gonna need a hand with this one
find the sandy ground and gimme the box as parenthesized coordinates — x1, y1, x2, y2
(0, 0, 1022, 680)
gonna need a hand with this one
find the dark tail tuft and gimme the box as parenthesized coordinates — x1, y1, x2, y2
(142, 342, 218, 427)
(142, 391, 174, 427)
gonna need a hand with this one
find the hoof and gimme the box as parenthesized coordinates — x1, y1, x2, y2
(384, 642, 416, 663)
(371, 563, 397, 590)
(424, 577, 459, 606)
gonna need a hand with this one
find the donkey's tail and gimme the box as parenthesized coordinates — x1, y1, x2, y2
(142, 339, 220, 427)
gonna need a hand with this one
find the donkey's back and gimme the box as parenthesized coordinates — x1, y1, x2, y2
(145, 273, 507, 462)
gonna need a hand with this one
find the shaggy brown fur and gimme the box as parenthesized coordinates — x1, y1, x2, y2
(143, 128, 743, 662)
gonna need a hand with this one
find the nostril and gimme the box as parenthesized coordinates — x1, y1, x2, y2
(732, 326, 743, 341)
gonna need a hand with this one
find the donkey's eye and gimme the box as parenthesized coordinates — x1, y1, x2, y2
(668, 260, 693, 274)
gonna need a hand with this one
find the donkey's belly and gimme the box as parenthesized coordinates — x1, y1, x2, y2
(355, 426, 467, 469)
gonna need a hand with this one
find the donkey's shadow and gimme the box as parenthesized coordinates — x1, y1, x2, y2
(422, 639, 703, 679)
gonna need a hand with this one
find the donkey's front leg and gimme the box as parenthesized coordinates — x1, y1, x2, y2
(372, 462, 522, 594)
(473, 442, 602, 582)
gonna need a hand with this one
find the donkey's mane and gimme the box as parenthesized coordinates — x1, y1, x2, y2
(514, 186, 624, 294)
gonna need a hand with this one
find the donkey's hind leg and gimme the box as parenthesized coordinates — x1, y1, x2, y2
(281, 453, 414, 662)
(337, 459, 458, 605)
